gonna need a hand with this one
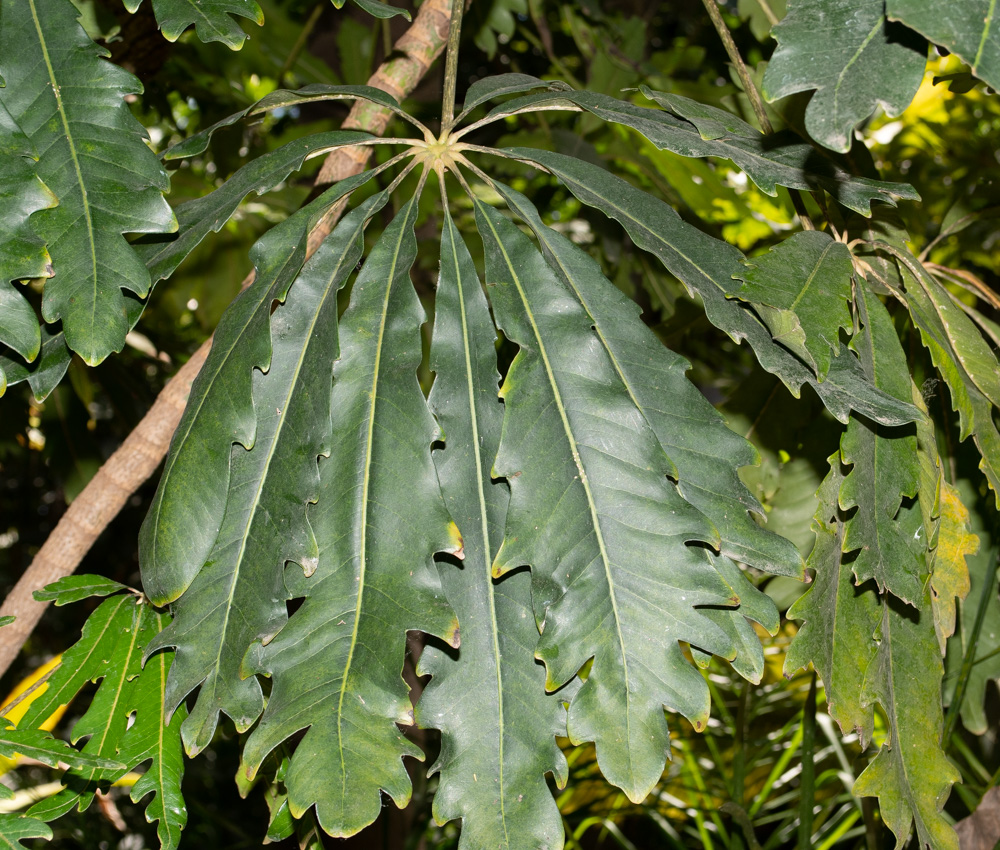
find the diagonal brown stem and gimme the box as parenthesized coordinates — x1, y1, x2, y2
(0, 0, 452, 682)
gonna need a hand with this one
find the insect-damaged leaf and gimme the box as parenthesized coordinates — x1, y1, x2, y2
(728, 230, 854, 381)
(148, 193, 389, 755)
(240, 193, 460, 837)
(417, 206, 569, 850)
(0, 0, 175, 365)
(762, 0, 927, 152)
(475, 198, 738, 803)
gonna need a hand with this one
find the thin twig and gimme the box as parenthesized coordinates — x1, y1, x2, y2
(440, 0, 465, 134)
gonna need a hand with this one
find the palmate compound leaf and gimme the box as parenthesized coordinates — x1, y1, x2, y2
(727, 230, 855, 381)
(473, 197, 740, 803)
(854, 591, 961, 850)
(0, 100, 56, 395)
(0, 0, 176, 366)
(0, 814, 51, 849)
(123, 0, 262, 50)
(500, 148, 921, 428)
(784, 457, 881, 746)
(13, 594, 187, 849)
(147, 190, 392, 756)
(838, 282, 924, 605)
(887, 0, 1000, 92)
(415, 204, 570, 850)
(762, 0, 927, 153)
(240, 189, 462, 837)
(479, 87, 919, 215)
(138, 169, 379, 607)
(492, 182, 785, 684)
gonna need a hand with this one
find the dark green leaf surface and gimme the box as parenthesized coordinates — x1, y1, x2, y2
(503, 148, 920, 427)
(139, 172, 375, 606)
(887, 0, 1000, 92)
(762, 0, 927, 152)
(0, 101, 54, 380)
(138, 131, 373, 284)
(124, 0, 262, 49)
(33, 575, 130, 606)
(347, 0, 410, 20)
(0, 326, 72, 403)
(417, 206, 568, 850)
(149, 193, 388, 755)
(839, 284, 923, 604)
(854, 594, 960, 850)
(240, 193, 460, 837)
(0, 728, 124, 772)
(785, 460, 880, 744)
(476, 198, 738, 803)
(729, 230, 854, 380)
(0, 0, 175, 365)
(457, 72, 572, 122)
(0, 815, 51, 849)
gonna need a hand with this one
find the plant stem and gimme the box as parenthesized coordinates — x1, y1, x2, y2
(798, 673, 817, 849)
(278, 0, 324, 87)
(441, 0, 465, 135)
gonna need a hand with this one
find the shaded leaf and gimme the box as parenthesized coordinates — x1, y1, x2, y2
(240, 192, 460, 837)
(762, 0, 927, 152)
(149, 192, 389, 755)
(33, 575, 130, 607)
(347, 0, 410, 20)
(475, 197, 737, 803)
(729, 230, 854, 380)
(0, 326, 72, 403)
(503, 147, 920, 427)
(887, 0, 1000, 92)
(123, 0, 262, 49)
(0, 814, 51, 848)
(457, 72, 572, 122)
(0, 0, 175, 364)
(417, 205, 568, 850)
(139, 172, 376, 607)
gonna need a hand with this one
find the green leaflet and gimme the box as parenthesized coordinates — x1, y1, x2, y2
(0, 326, 71, 403)
(0, 814, 51, 849)
(475, 198, 738, 803)
(148, 192, 390, 755)
(137, 131, 374, 284)
(495, 181, 801, 579)
(345, 0, 410, 20)
(503, 147, 920, 428)
(489, 89, 919, 214)
(456, 72, 572, 122)
(887, 0, 1000, 92)
(123, 0, 262, 49)
(0, 0, 176, 365)
(728, 230, 854, 381)
(138, 171, 376, 606)
(12, 596, 186, 848)
(854, 593, 961, 850)
(417, 206, 569, 850)
(0, 728, 123, 773)
(33, 574, 130, 606)
(762, 0, 927, 152)
(896, 257, 1000, 503)
(839, 283, 923, 604)
(240, 192, 461, 837)
(0, 101, 54, 385)
(785, 457, 880, 746)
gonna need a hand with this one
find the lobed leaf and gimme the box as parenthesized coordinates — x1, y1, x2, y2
(502, 148, 920, 427)
(0, 327, 72, 403)
(138, 171, 376, 607)
(0, 814, 52, 848)
(148, 192, 390, 755)
(123, 0, 262, 49)
(762, 0, 927, 152)
(476, 198, 738, 803)
(728, 230, 854, 381)
(417, 205, 569, 850)
(0, 0, 176, 365)
(240, 192, 461, 837)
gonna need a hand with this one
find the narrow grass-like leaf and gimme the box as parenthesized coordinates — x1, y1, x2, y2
(123, 0, 262, 49)
(500, 148, 920, 427)
(475, 198, 738, 803)
(33, 575, 130, 606)
(762, 0, 927, 152)
(149, 192, 389, 755)
(887, 0, 1000, 92)
(0, 814, 51, 848)
(0, 0, 175, 365)
(139, 171, 376, 607)
(785, 458, 880, 746)
(138, 131, 374, 284)
(838, 283, 923, 604)
(417, 205, 569, 850)
(854, 594, 960, 850)
(241, 192, 461, 837)
(728, 230, 854, 380)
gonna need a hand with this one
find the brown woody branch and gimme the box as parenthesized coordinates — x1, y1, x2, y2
(0, 0, 452, 680)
